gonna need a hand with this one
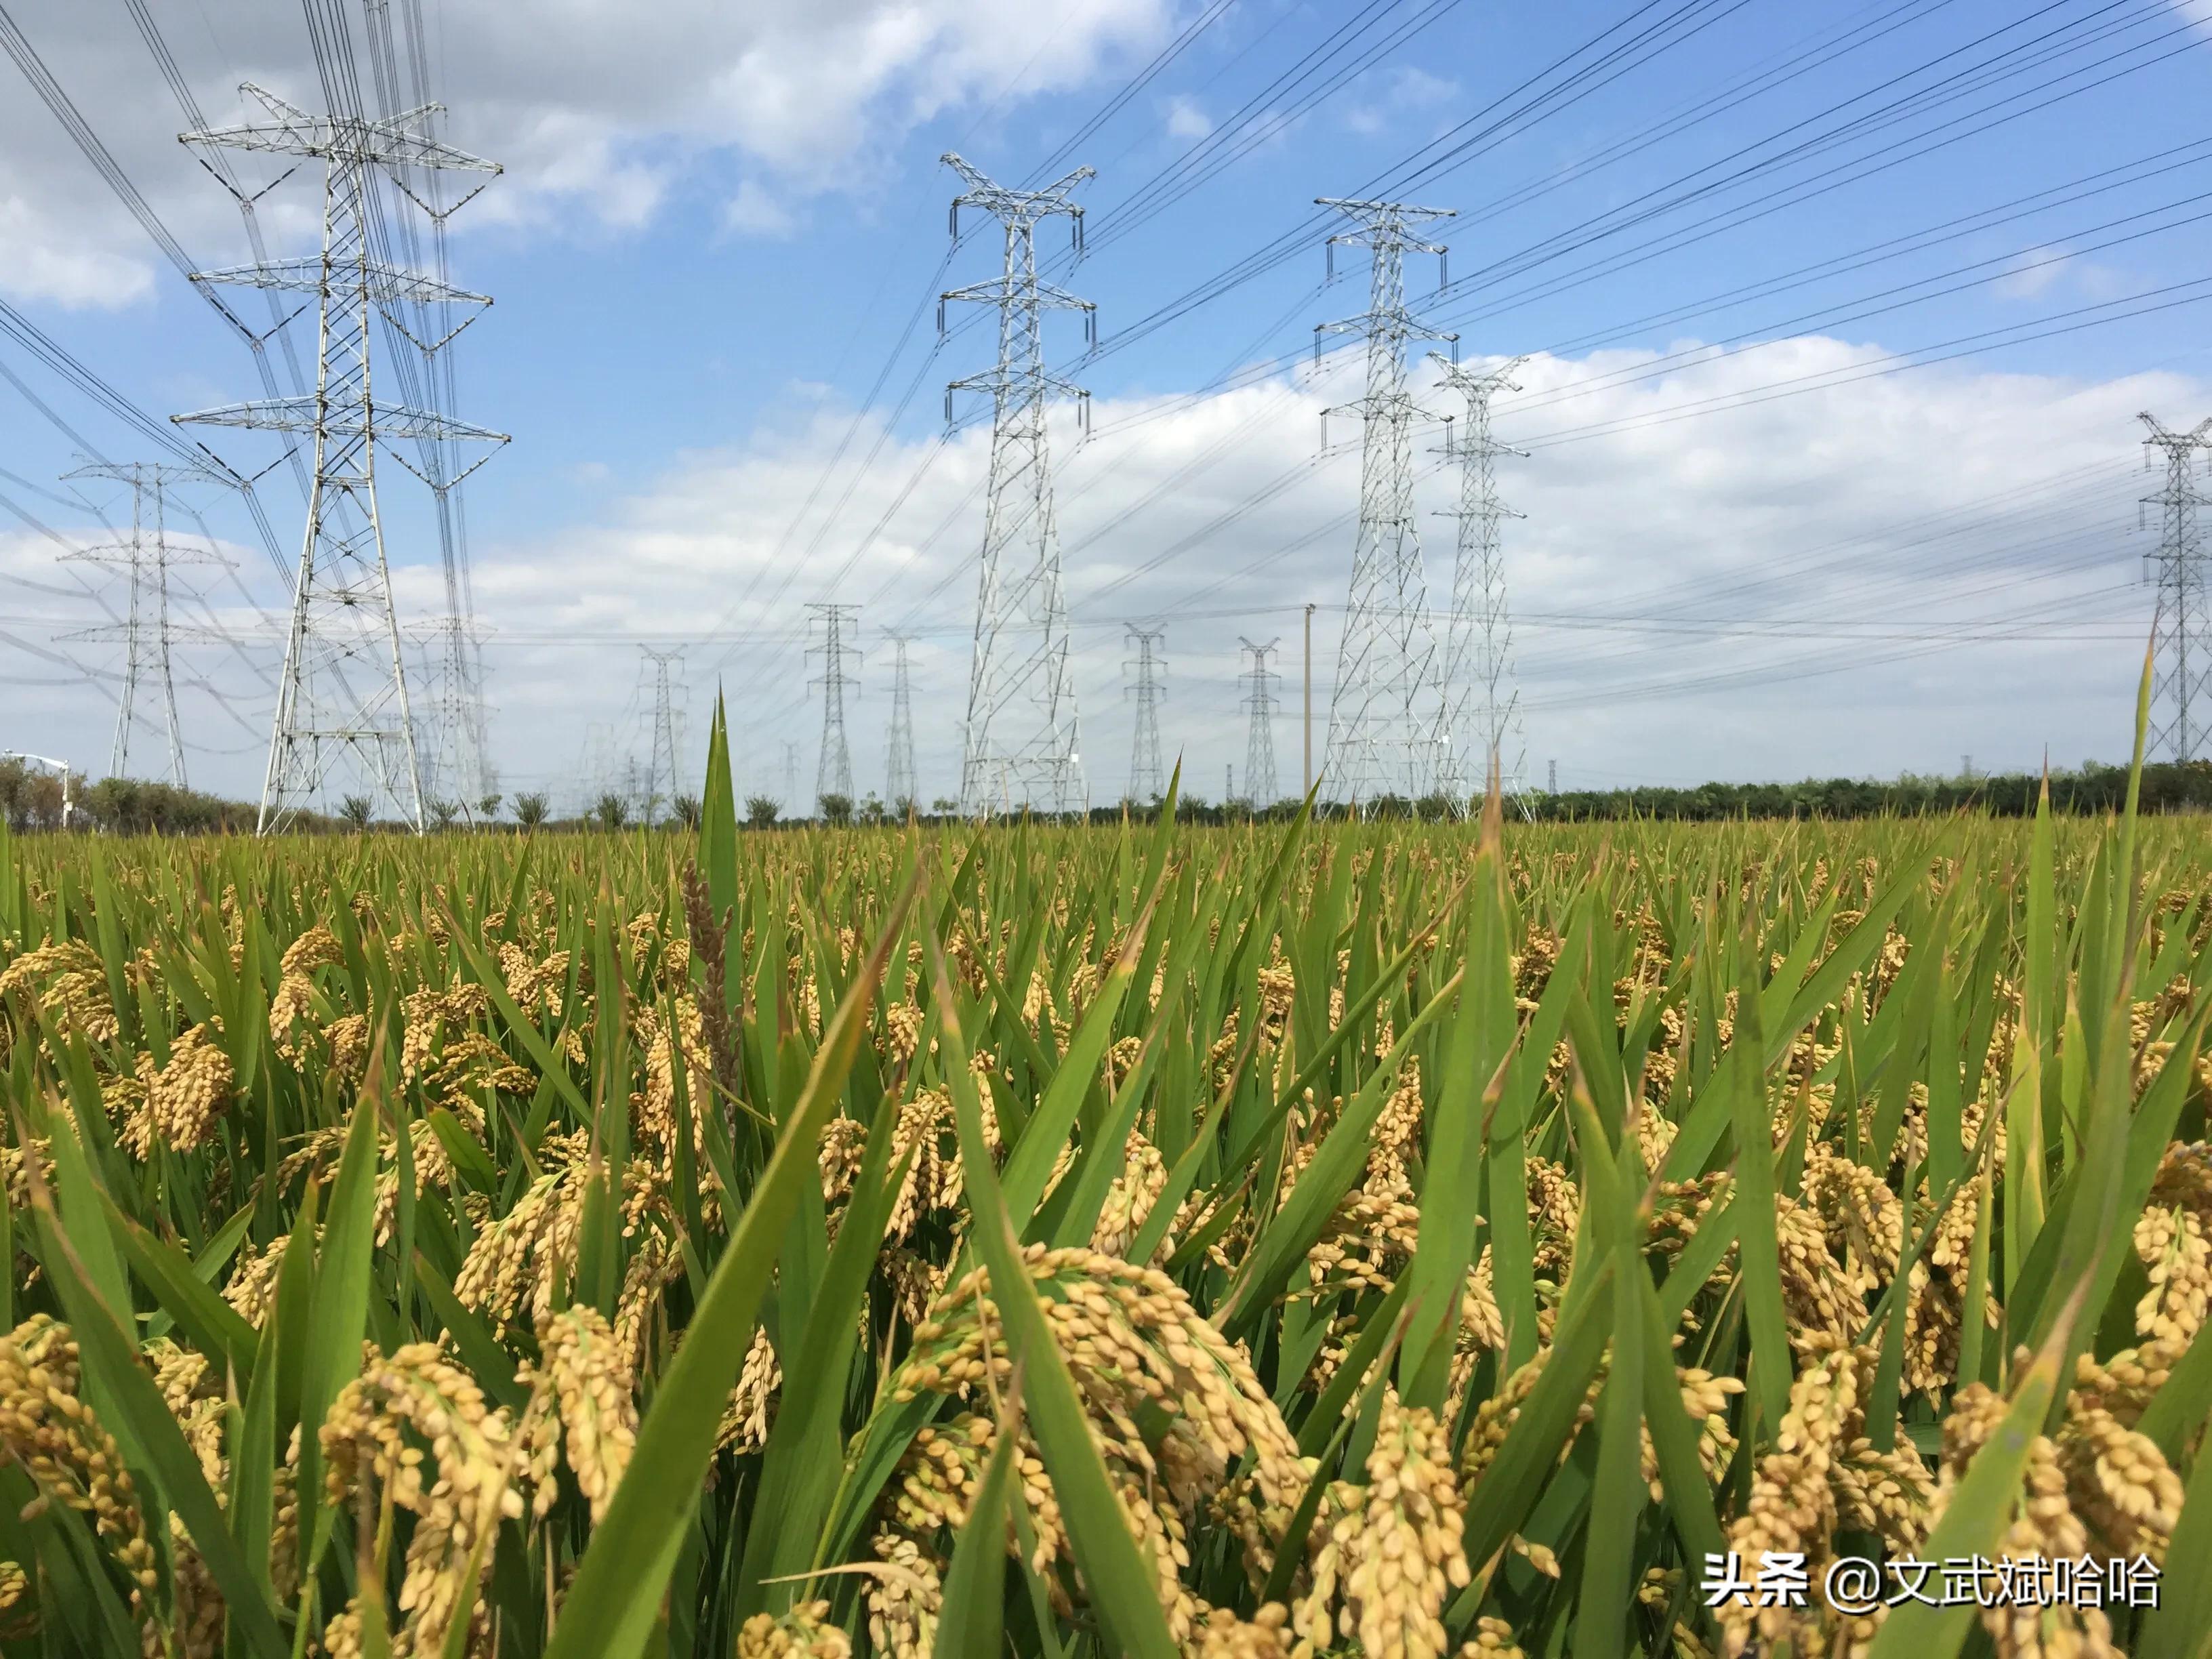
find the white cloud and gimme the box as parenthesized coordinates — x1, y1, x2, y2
(9, 332, 2193, 805)
(402, 337, 2194, 806)
(1993, 245, 2070, 300)
(0, 0, 1174, 305)
(723, 178, 796, 239)
(1163, 96, 1211, 141)
(0, 197, 155, 308)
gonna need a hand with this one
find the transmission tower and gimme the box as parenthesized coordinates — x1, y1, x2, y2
(783, 741, 800, 815)
(809, 603, 861, 805)
(1430, 354, 1529, 807)
(941, 153, 1097, 818)
(1238, 636, 1281, 805)
(884, 632, 919, 811)
(1124, 626, 1167, 804)
(2139, 411, 2212, 762)
(176, 84, 507, 834)
(640, 647, 684, 823)
(1315, 197, 1456, 808)
(56, 462, 229, 787)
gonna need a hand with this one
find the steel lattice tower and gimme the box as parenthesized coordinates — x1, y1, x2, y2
(884, 632, 919, 812)
(176, 84, 507, 833)
(941, 153, 1097, 819)
(1124, 626, 1167, 804)
(1315, 198, 1456, 808)
(809, 603, 861, 805)
(2139, 411, 2212, 762)
(57, 462, 228, 787)
(1239, 636, 1280, 804)
(641, 647, 684, 823)
(1430, 354, 1530, 806)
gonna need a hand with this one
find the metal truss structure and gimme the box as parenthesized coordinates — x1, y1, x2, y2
(1315, 197, 1456, 808)
(175, 83, 506, 832)
(941, 153, 1095, 818)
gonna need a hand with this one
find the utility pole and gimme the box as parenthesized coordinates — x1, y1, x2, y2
(1316, 197, 1455, 811)
(781, 741, 800, 817)
(176, 84, 507, 834)
(941, 154, 1096, 818)
(1429, 354, 1528, 808)
(884, 632, 918, 811)
(1240, 636, 1281, 806)
(58, 461, 228, 787)
(808, 603, 861, 806)
(2139, 411, 2212, 762)
(642, 647, 683, 823)
(1549, 758, 1557, 794)
(1124, 625, 1167, 804)
(1303, 602, 1315, 798)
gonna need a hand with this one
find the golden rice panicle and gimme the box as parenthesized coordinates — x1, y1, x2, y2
(863, 1532, 945, 1659)
(1717, 1340, 1864, 1658)
(2132, 1141, 2211, 1345)
(515, 1305, 637, 1525)
(0, 1318, 159, 1627)
(714, 1325, 782, 1456)
(1088, 1131, 1169, 1261)
(1462, 1615, 1529, 1658)
(735, 1600, 853, 1658)
(138, 1021, 234, 1158)
(1302, 1388, 1469, 1659)
(0, 940, 117, 1046)
(320, 1342, 525, 1658)
(451, 1163, 587, 1336)
(1187, 1601, 1294, 1658)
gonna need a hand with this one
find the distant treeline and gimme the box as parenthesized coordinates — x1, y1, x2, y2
(7, 756, 2208, 834)
(1509, 760, 2212, 822)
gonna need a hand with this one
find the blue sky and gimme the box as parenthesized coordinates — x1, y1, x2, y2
(4, 0, 2211, 812)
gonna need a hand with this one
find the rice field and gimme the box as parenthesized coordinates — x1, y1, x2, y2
(0, 695, 2207, 1659)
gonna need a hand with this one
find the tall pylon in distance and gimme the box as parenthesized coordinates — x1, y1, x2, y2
(58, 462, 228, 788)
(2139, 411, 2212, 762)
(809, 603, 861, 806)
(1316, 198, 1456, 809)
(641, 647, 684, 823)
(1124, 626, 1167, 804)
(884, 632, 919, 812)
(1430, 354, 1529, 806)
(941, 153, 1096, 819)
(1239, 636, 1281, 805)
(176, 84, 508, 834)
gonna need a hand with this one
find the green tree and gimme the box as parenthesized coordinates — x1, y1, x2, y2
(817, 792, 854, 827)
(594, 792, 630, 830)
(673, 794, 703, 829)
(512, 792, 550, 830)
(339, 794, 374, 830)
(744, 794, 782, 829)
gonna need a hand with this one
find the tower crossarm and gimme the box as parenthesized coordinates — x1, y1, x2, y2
(944, 154, 1092, 225)
(184, 83, 499, 175)
(941, 276, 1092, 312)
(173, 397, 508, 447)
(192, 257, 491, 311)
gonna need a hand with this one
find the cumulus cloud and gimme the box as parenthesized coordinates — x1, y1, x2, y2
(316, 336, 2192, 806)
(0, 0, 1172, 305)
(9, 329, 2190, 806)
